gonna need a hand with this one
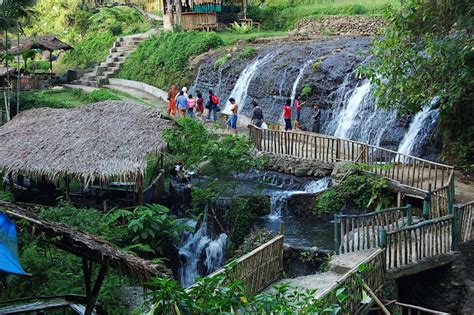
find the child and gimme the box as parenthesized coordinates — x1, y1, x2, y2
(187, 94, 196, 118)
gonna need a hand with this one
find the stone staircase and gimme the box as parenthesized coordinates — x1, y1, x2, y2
(74, 30, 155, 87)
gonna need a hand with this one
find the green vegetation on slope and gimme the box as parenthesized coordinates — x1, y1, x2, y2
(117, 31, 223, 89)
(248, 0, 398, 30)
(358, 0, 473, 166)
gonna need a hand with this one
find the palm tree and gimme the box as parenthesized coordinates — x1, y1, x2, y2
(0, 0, 37, 121)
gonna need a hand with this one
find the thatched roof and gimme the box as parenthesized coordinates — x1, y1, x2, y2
(9, 36, 73, 55)
(0, 200, 172, 280)
(0, 101, 171, 184)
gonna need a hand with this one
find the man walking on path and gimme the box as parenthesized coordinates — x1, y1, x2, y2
(207, 90, 220, 122)
(283, 99, 292, 131)
(226, 98, 239, 135)
(167, 85, 178, 117)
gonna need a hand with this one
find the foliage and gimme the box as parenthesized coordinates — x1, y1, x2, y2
(87, 6, 150, 35)
(229, 21, 253, 34)
(60, 30, 116, 69)
(300, 84, 313, 99)
(0, 0, 37, 34)
(118, 31, 223, 89)
(237, 47, 257, 60)
(213, 53, 230, 69)
(233, 228, 273, 258)
(106, 204, 190, 257)
(147, 264, 349, 314)
(314, 171, 392, 216)
(248, 0, 397, 31)
(0, 190, 14, 201)
(311, 57, 325, 71)
(163, 118, 258, 177)
(314, 189, 344, 216)
(358, 0, 474, 165)
(216, 30, 288, 46)
(9, 88, 121, 116)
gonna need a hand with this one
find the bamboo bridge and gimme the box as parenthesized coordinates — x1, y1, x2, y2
(197, 125, 473, 314)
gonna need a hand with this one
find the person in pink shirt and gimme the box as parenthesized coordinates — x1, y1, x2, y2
(187, 94, 196, 118)
(282, 98, 292, 131)
(294, 94, 306, 130)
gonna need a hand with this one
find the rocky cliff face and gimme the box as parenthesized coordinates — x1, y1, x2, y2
(191, 36, 441, 158)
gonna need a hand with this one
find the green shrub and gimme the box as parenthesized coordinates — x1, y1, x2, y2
(87, 6, 150, 35)
(90, 88, 121, 102)
(61, 30, 116, 69)
(314, 189, 344, 216)
(118, 31, 223, 89)
(229, 21, 253, 34)
(301, 84, 313, 98)
(214, 53, 230, 69)
(0, 190, 14, 201)
(341, 173, 391, 210)
(237, 47, 257, 60)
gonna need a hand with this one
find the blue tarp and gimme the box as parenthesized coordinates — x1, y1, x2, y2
(0, 211, 28, 276)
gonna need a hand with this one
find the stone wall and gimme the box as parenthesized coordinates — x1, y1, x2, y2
(255, 151, 334, 177)
(283, 244, 332, 278)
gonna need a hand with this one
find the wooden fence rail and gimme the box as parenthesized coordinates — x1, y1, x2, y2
(189, 233, 285, 294)
(334, 205, 412, 254)
(382, 215, 454, 270)
(249, 125, 454, 193)
(423, 175, 455, 219)
(316, 248, 385, 314)
(380, 301, 450, 315)
(454, 201, 474, 244)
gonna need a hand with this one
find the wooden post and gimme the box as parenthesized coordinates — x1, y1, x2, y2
(447, 175, 454, 214)
(380, 229, 387, 248)
(452, 205, 458, 251)
(279, 221, 285, 236)
(396, 191, 402, 208)
(84, 263, 109, 315)
(137, 173, 144, 206)
(406, 204, 412, 226)
(423, 183, 432, 220)
(65, 176, 71, 202)
(334, 214, 341, 254)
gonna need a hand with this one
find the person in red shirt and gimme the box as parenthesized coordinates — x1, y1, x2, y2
(196, 91, 204, 116)
(282, 98, 292, 131)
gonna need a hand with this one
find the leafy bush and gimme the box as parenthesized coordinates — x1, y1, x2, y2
(229, 21, 253, 34)
(117, 31, 223, 89)
(89, 88, 121, 102)
(237, 47, 257, 60)
(301, 84, 313, 98)
(61, 30, 116, 69)
(213, 53, 230, 69)
(0, 190, 14, 201)
(314, 189, 344, 216)
(233, 228, 273, 258)
(87, 6, 150, 35)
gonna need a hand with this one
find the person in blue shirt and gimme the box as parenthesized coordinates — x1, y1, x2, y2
(176, 91, 188, 118)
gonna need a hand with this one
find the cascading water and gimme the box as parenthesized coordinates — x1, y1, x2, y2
(397, 98, 440, 157)
(178, 210, 228, 288)
(268, 177, 331, 220)
(333, 80, 372, 139)
(223, 52, 276, 115)
(290, 59, 313, 103)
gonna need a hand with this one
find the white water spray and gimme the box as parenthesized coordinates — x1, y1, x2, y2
(224, 52, 276, 115)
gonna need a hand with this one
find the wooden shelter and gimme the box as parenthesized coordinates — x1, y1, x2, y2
(0, 200, 171, 314)
(0, 101, 171, 207)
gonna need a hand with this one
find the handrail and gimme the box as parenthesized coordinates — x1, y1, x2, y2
(385, 301, 450, 314)
(382, 215, 454, 270)
(186, 234, 285, 294)
(315, 248, 385, 314)
(454, 201, 474, 244)
(248, 125, 454, 193)
(334, 205, 412, 254)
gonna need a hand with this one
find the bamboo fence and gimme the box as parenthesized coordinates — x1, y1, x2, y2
(249, 125, 454, 193)
(454, 201, 474, 243)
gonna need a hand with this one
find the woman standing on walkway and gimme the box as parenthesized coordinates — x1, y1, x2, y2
(251, 100, 264, 127)
(282, 98, 292, 131)
(294, 94, 305, 130)
(176, 91, 188, 118)
(226, 97, 239, 135)
(167, 85, 178, 117)
(187, 94, 196, 118)
(196, 91, 204, 116)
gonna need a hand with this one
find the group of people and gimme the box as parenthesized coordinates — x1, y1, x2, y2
(167, 85, 322, 134)
(282, 94, 322, 132)
(167, 85, 240, 134)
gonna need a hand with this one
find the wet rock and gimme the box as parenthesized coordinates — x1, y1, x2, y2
(256, 152, 334, 177)
(283, 244, 332, 278)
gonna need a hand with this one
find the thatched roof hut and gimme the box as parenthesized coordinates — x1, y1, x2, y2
(0, 101, 171, 185)
(9, 36, 73, 55)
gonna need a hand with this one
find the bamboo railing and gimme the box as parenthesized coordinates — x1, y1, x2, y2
(248, 125, 454, 193)
(380, 301, 450, 315)
(423, 175, 455, 219)
(382, 215, 454, 270)
(454, 201, 474, 244)
(335, 205, 412, 254)
(316, 248, 385, 314)
(192, 233, 285, 294)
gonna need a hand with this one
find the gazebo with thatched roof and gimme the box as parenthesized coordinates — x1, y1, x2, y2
(0, 101, 172, 207)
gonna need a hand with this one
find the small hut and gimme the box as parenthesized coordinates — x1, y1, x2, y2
(0, 101, 171, 208)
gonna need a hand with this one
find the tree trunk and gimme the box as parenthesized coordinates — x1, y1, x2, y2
(16, 33, 20, 117)
(175, 0, 182, 27)
(166, 0, 175, 28)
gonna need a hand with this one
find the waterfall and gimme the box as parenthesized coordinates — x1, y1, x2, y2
(290, 59, 313, 103)
(333, 81, 372, 139)
(268, 177, 331, 220)
(190, 65, 203, 95)
(178, 210, 228, 288)
(397, 99, 440, 157)
(223, 52, 276, 115)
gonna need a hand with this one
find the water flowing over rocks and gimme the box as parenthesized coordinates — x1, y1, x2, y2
(191, 36, 441, 158)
